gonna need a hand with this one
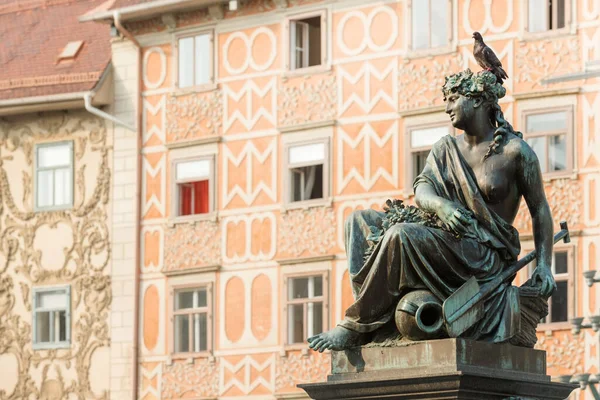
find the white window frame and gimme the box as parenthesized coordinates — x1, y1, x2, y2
(405, 122, 454, 192)
(285, 9, 328, 74)
(405, 0, 454, 57)
(522, 106, 574, 178)
(526, 246, 575, 330)
(34, 141, 74, 212)
(169, 283, 213, 357)
(521, 0, 573, 40)
(283, 271, 329, 348)
(284, 138, 331, 208)
(174, 29, 215, 91)
(32, 286, 71, 350)
(171, 154, 216, 222)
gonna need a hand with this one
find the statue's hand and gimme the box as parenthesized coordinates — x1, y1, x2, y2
(436, 201, 473, 236)
(530, 265, 556, 297)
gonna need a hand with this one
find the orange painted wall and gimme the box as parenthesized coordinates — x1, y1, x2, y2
(130, 0, 600, 398)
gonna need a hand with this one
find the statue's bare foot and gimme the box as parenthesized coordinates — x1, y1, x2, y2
(307, 326, 366, 352)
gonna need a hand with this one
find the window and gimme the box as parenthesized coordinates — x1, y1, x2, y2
(286, 140, 329, 204)
(35, 141, 73, 210)
(173, 157, 214, 217)
(407, 124, 453, 183)
(178, 32, 212, 88)
(524, 108, 572, 174)
(528, 250, 571, 324)
(289, 13, 324, 70)
(173, 286, 211, 353)
(411, 0, 450, 50)
(286, 274, 327, 344)
(527, 0, 566, 33)
(33, 287, 70, 348)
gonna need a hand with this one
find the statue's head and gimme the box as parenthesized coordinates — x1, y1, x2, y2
(442, 69, 521, 158)
(442, 69, 504, 130)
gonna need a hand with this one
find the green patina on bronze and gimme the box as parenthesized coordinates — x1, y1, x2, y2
(307, 66, 558, 353)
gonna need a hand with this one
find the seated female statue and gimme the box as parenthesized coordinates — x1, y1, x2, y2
(308, 69, 556, 352)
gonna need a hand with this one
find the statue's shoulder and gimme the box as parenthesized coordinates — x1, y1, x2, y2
(503, 133, 533, 163)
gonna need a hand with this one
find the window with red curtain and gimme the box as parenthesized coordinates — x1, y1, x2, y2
(178, 180, 209, 215)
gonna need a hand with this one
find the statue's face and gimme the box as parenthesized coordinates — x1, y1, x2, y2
(444, 93, 476, 130)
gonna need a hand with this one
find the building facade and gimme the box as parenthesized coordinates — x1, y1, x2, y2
(0, 0, 116, 399)
(85, 0, 600, 399)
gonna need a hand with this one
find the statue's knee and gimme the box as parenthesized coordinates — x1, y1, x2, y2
(345, 210, 365, 230)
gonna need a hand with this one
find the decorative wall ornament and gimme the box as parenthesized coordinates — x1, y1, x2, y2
(143, 95, 166, 146)
(166, 90, 223, 142)
(582, 93, 600, 168)
(219, 354, 275, 395)
(535, 331, 585, 375)
(143, 48, 168, 90)
(221, 212, 276, 263)
(141, 152, 166, 218)
(337, 60, 398, 116)
(462, 0, 513, 35)
(222, 27, 277, 75)
(0, 110, 111, 400)
(223, 78, 277, 133)
(275, 351, 330, 392)
(279, 73, 336, 127)
(513, 179, 582, 232)
(139, 362, 162, 400)
(582, 0, 600, 20)
(336, 6, 398, 57)
(222, 138, 277, 207)
(278, 207, 336, 258)
(584, 174, 600, 227)
(141, 225, 164, 273)
(164, 220, 220, 271)
(21, 171, 30, 207)
(397, 53, 464, 111)
(515, 38, 580, 89)
(337, 122, 399, 194)
(219, 269, 278, 348)
(162, 358, 219, 399)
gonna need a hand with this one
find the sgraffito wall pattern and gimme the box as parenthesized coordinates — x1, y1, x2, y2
(0, 111, 111, 399)
(127, 0, 600, 398)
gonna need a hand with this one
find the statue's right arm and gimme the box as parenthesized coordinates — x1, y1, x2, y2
(416, 183, 471, 235)
(414, 183, 446, 214)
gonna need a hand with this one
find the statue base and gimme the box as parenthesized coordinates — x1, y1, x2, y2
(298, 338, 576, 400)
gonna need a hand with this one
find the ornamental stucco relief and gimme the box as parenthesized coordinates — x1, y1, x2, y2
(164, 220, 221, 271)
(162, 358, 219, 399)
(275, 350, 330, 392)
(515, 37, 580, 90)
(279, 73, 337, 127)
(278, 207, 336, 258)
(397, 53, 464, 111)
(166, 90, 223, 142)
(0, 111, 111, 400)
(535, 331, 585, 376)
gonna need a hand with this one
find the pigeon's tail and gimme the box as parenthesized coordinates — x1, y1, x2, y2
(493, 66, 508, 85)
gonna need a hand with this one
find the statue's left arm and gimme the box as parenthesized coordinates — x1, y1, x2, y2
(517, 141, 556, 297)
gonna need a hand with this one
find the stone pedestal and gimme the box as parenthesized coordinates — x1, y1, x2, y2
(298, 339, 577, 400)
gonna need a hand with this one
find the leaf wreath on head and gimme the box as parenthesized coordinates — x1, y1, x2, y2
(442, 69, 506, 104)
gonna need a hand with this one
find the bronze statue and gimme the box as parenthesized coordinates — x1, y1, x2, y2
(308, 69, 558, 352)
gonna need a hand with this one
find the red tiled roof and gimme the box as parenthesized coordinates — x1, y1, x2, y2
(0, 0, 111, 101)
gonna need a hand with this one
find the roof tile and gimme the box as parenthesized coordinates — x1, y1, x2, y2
(0, 0, 111, 101)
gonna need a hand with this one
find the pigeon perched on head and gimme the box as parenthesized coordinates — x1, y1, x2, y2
(472, 31, 508, 85)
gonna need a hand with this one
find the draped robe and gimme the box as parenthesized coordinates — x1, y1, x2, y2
(340, 135, 522, 343)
